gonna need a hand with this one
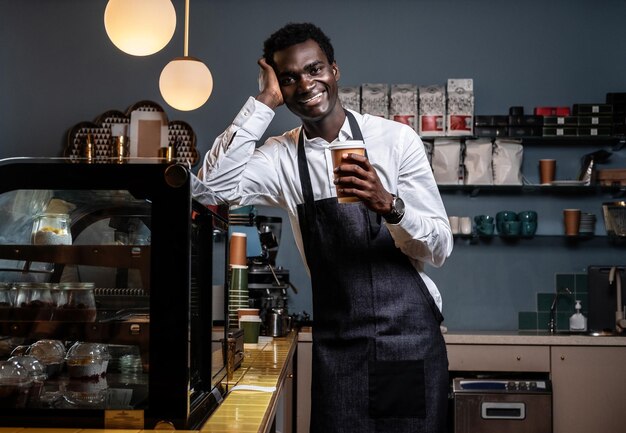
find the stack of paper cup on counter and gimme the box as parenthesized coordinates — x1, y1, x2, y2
(228, 232, 248, 329)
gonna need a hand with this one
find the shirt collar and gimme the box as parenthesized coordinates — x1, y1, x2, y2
(301, 114, 354, 147)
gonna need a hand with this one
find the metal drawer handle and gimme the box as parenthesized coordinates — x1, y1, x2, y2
(481, 402, 526, 420)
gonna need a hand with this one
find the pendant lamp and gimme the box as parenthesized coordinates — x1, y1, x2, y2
(159, 0, 213, 111)
(104, 0, 176, 56)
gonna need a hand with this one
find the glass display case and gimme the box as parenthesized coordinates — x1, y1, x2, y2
(0, 158, 228, 429)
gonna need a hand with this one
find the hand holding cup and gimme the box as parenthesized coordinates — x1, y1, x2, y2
(330, 141, 366, 203)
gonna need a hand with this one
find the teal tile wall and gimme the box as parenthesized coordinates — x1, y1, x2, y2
(518, 273, 588, 331)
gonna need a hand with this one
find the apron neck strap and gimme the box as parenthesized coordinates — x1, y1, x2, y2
(298, 110, 364, 204)
(297, 110, 365, 229)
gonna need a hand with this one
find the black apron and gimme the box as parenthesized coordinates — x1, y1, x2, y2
(296, 111, 449, 433)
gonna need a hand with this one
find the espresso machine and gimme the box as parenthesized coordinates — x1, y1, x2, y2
(246, 215, 296, 336)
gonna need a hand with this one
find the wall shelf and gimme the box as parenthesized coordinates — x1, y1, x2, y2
(439, 184, 626, 198)
(453, 234, 626, 247)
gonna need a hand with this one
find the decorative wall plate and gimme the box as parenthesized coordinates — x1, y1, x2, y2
(65, 101, 199, 166)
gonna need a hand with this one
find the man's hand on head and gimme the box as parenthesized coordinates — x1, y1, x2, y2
(256, 58, 284, 109)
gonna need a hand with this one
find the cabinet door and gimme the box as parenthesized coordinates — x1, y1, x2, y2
(296, 338, 312, 433)
(551, 346, 626, 433)
(276, 355, 294, 433)
(448, 344, 550, 372)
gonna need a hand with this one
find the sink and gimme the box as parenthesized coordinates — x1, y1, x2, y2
(555, 330, 619, 337)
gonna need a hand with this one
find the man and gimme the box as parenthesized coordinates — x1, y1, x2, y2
(194, 22, 452, 433)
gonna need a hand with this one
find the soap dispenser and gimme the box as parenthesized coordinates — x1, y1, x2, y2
(569, 300, 587, 332)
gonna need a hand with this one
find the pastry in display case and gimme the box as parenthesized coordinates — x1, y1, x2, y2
(0, 157, 229, 429)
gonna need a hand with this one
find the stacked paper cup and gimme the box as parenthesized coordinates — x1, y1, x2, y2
(228, 233, 248, 329)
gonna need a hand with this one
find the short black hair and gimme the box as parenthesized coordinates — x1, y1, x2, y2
(263, 22, 335, 68)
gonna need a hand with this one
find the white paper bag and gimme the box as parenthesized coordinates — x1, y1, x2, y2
(464, 138, 493, 185)
(432, 138, 462, 184)
(493, 139, 524, 185)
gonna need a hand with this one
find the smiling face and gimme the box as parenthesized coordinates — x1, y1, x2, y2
(272, 39, 342, 124)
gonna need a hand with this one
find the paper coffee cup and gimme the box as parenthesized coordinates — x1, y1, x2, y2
(229, 232, 247, 266)
(563, 209, 581, 236)
(539, 159, 556, 185)
(237, 308, 260, 321)
(240, 315, 262, 344)
(329, 140, 366, 203)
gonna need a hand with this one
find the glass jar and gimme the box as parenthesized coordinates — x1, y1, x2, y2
(0, 283, 12, 320)
(13, 283, 55, 321)
(53, 282, 97, 322)
(31, 213, 72, 245)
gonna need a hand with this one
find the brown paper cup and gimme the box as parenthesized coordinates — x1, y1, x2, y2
(237, 308, 260, 321)
(329, 141, 366, 203)
(229, 232, 247, 266)
(563, 209, 581, 236)
(539, 159, 556, 185)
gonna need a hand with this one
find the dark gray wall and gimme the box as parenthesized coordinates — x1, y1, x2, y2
(1, 0, 625, 330)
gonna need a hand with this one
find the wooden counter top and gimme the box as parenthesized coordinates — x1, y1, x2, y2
(201, 330, 298, 433)
(299, 326, 626, 346)
(443, 330, 626, 346)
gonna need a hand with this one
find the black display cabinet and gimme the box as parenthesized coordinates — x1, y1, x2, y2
(0, 158, 229, 429)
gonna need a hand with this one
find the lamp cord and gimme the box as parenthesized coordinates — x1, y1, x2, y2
(184, 0, 190, 57)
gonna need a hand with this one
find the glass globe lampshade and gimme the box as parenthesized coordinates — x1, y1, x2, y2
(159, 57, 213, 111)
(104, 0, 176, 56)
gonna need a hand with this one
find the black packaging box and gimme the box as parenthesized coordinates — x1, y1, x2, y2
(611, 103, 626, 115)
(542, 127, 578, 137)
(613, 114, 626, 126)
(577, 127, 612, 136)
(474, 126, 508, 137)
(573, 103, 613, 115)
(508, 126, 542, 137)
(509, 106, 524, 115)
(474, 115, 509, 127)
(613, 125, 626, 135)
(578, 116, 613, 126)
(543, 116, 578, 126)
(606, 93, 626, 104)
(508, 115, 543, 126)
(474, 115, 492, 127)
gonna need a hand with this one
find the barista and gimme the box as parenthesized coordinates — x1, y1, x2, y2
(193, 22, 453, 433)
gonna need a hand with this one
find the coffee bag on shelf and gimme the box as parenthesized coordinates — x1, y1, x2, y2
(338, 86, 361, 113)
(432, 138, 462, 184)
(419, 85, 446, 137)
(361, 83, 389, 118)
(464, 138, 493, 185)
(493, 139, 523, 185)
(390, 84, 418, 131)
(446, 78, 474, 136)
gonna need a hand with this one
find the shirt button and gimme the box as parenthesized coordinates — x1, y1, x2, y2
(243, 111, 249, 117)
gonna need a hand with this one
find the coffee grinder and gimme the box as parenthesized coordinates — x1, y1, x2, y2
(247, 215, 296, 336)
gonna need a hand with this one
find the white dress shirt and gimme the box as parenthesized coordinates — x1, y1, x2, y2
(192, 97, 453, 311)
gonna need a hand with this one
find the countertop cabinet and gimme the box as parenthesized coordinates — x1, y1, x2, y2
(550, 346, 626, 433)
(296, 330, 312, 433)
(296, 333, 626, 433)
(447, 344, 550, 372)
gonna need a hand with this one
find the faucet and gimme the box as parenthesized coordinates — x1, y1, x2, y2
(548, 287, 572, 334)
(609, 267, 626, 333)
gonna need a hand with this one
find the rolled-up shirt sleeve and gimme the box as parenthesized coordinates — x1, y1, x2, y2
(197, 97, 284, 207)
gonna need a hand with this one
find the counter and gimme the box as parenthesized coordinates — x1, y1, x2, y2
(201, 330, 298, 433)
(443, 330, 626, 346)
